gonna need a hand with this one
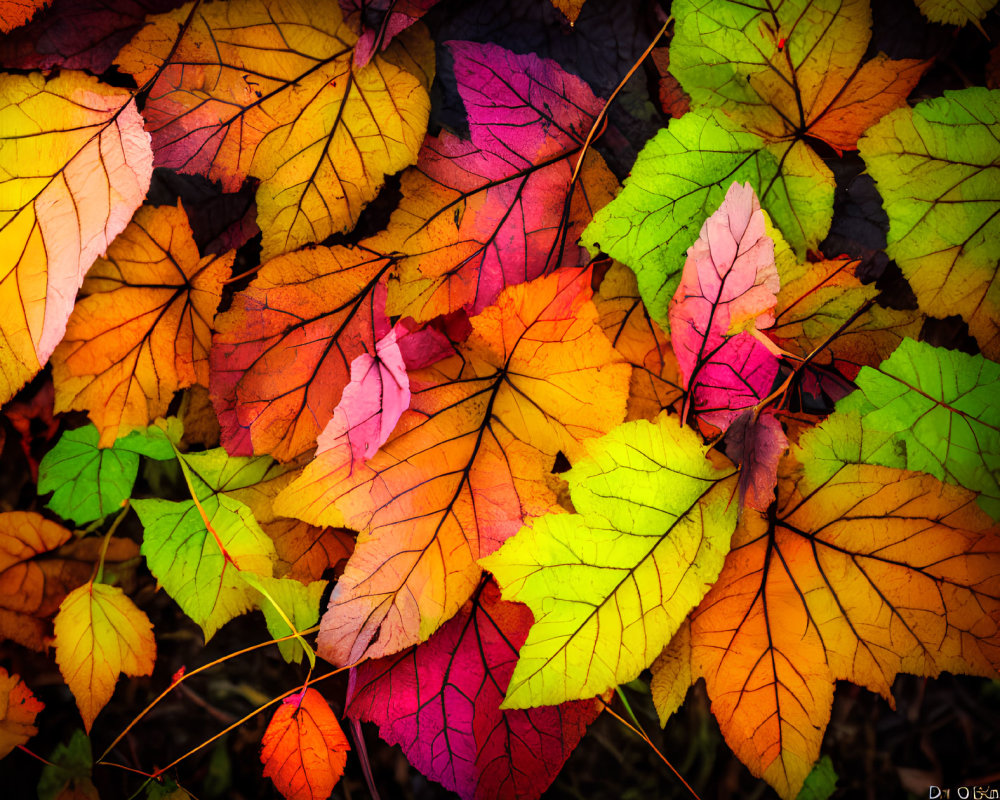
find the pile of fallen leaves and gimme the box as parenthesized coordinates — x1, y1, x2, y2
(1, 0, 999, 799)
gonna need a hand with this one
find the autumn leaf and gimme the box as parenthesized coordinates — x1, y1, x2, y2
(50, 202, 231, 446)
(550, 0, 585, 24)
(38, 729, 97, 800)
(38, 422, 176, 526)
(0, 667, 43, 760)
(339, 0, 439, 67)
(0, 70, 152, 405)
(914, 0, 998, 28)
(210, 245, 393, 461)
(53, 582, 155, 732)
(269, 519, 354, 585)
(0, 0, 48, 33)
(482, 411, 737, 708)
(369, 41, 617, 321)
(668, 181, 778, 389)
(582, 108, 811, 329)
(797, 338, 1000, 520)
(858, 88, 1000, 357)
(260, 687, 349, 800)
(322, 329, 410, 465)
(595, 262, 682, 421)
(276, 268, 630, 665)
(132, 494, 276, 639)
(348, 579, 602, 800)
(651, 452, 1000, 799)
(116, 0, 432, 259)
(0, 511, 138, 651)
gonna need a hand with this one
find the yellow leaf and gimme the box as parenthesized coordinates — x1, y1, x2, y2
(0, 71, 152, 404)
(53, 582, 155, 733)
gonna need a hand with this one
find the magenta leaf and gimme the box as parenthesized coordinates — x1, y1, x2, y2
(667, 181, 779, 389)
(346, 580, 601, 800)
(394, 310, 472, 370)
(691, 332, 780, 431)
(339, 0, 439, 67)
(375, 41, 617, 321)
(318, 329, 411, 465)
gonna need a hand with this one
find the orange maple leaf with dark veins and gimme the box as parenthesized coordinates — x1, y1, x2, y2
(276, 268, 631, 665)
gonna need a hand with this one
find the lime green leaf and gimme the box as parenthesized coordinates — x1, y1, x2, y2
(250, 574, 326, 664)
(859, 88, 1000, 357)
(133, 494, 276, 639)
(582, 109, 830, 328)
(39, 422, 178, 525)
(796, 756, 838, 800)
(481, 411, 737, 708)
(797, 338, 1000, 519)
(914, 0, 998, 28)
(38, 729, 96, 800)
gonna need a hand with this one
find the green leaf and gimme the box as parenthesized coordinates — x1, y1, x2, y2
(133, 494, 277, 639)
(249, 574, 326, 664)
(38, 422, 179, 525)
(797, 338, 1000, 519)
(146, 776, 193, 800)
(913, 0, 999, 27)
(858, 88, 1000, 357)
(38, 729, 96, 800)
(178, 448, 294, 524)
(796, 756, 838, 800)
(581, 108, 831, 328)
(481, 411, 738, 709)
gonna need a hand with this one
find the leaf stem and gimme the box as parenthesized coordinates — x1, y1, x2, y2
(95, 500, 131, 585)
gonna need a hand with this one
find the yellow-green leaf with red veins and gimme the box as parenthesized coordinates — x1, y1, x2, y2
(51, 202, 231, 447)
(651, 451, 1000, 799)
(275, 268, 630, 665)
(0, 71, 152, 405)
(115, 0, 431, 260)
(53, 583, 155, 732)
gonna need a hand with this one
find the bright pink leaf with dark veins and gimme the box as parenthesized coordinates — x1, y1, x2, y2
(339, 0, 439, 67)
(691, 332, 779, 431)
(373, 41, 617, 322)
(667, 181, 778, 389)
(319, 329, 410, 465)
(347, 580, 602, 800)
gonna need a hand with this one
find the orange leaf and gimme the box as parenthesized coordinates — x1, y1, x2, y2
(0, 511, 138, 651)
(116, 0, 430, 259)
(260, 688, 349, 800)
(0, 71, 152, 405)
(53, 582, 155, 732)
(51, 202, 231, 446)
(653, 455, 1000, 799)
(0, 0, 48, 33)
(0, 667, 43, 760)
(276, 268, 631, 665)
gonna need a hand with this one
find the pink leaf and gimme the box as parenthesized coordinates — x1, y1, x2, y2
(318, 329, 411, 465)
(668, 181, 778, 389)
(725, 409, 787, 512)
(692, 332, 780, 432)
(346, 581, 601, 800)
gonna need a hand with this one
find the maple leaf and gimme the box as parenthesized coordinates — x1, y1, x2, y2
(38, 422, 176, 526)
(798, 338, 1000, 520)
(322, 329, 410, 465)
(260, 687, 349, 800)
(50, 202, 231, 447)
(0, 0, 48, 33)
(651, 452, 1000, 799)
(276, 268, 630, 665)
(0, 511, 138, 651)
(482, 411, 738, 708)
(594, 262, 683, 421)
(132, 494, 276, 639)
(53, 582, 156, 732)
(38, 729, 98, 800)
(0, 71, 152, 405)
(0, 667, 43, 760)
(339, 0, 439, 67)
(116, 0, 431, 260)
(347, 580, 602, 800)
(210, 245, 393, 461)
(858, 88, 1000, 357)
(368, 41, 617, 321)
